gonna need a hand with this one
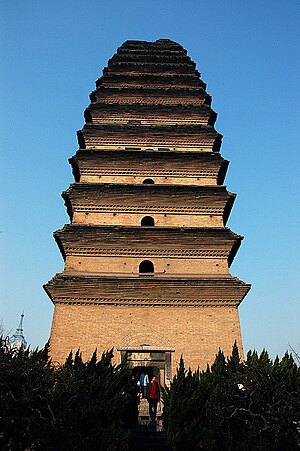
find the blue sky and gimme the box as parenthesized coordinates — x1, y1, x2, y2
(1, 0, 299, 359)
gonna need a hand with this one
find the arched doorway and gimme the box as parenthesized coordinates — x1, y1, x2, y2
(141, 216, 155, 226)
(143, 178, 154, 184)
(139, 260, 154, 273)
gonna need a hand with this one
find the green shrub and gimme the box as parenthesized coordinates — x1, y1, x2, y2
(162, 343, 300, 451)
(0, 339, 137, 450)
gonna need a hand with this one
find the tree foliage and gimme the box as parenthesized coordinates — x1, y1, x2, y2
(162, 343, 300, 450)
(0, 339, 137, 450)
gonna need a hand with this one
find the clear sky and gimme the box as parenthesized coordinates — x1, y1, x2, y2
(1, 0, 299, 359)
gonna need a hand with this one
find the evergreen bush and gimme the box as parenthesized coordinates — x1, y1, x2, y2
(0, 338, 137, 450)
(162, 343, 300, 450)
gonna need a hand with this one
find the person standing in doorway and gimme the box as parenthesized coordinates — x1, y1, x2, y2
(139, 371, 149, 398)
(147, 376, 160, 421)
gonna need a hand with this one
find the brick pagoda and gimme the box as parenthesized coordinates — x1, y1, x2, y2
(44, 39, 250, 383)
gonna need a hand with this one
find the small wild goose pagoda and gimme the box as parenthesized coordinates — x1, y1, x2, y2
(44, 39, 250, 385)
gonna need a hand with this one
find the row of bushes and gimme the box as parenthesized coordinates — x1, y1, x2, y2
(1, 337, 299, 450)
(0, 339, 137, 450)
(162, 344, 300, 450)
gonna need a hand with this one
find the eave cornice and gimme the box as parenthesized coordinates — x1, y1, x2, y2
(54, 225, 243, 267)
(62, 183, 235, 223)
(84, 103, 217, 127)
(96, 73, 205, 90)
(44, 272, 251, 307)
(77, 124, 221, 152)
(69, 150, 228, 184)
(89, 89, 211, 106)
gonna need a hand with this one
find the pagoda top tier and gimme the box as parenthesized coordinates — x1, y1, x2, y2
(97, 39, 202, 87)
(79, 39, 220, 151)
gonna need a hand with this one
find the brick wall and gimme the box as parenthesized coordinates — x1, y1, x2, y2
(73, 212, 223, 227)
(49, 303, 243, 373)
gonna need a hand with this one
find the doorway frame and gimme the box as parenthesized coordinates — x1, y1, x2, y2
(117, 345, 175, 387)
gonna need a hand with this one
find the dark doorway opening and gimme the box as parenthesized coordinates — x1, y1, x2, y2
(143, 178, 154, 184)
(132, 366, 154, 381)
(141, 216, 155, 226)
(139, 260, 154, 273)
(132, 366, 156, 399)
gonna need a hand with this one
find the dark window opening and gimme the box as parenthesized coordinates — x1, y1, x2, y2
(141, 216, 155, 226)
(143, 178, 154, 184)
(139, 260, 154, 273)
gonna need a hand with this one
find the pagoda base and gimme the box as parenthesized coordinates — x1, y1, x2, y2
(48, 300, 243, 377)
(45, 272, 249, 375)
